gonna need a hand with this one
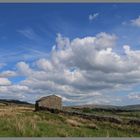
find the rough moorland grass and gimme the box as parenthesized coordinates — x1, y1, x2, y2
(0, 105, 139, 137)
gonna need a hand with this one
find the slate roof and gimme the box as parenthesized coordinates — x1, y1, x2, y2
(36, 94, 61, 102)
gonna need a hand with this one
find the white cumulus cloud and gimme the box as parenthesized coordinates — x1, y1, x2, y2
(131, 16, 140, 27)
(89, 13, 99, 21)
(0, 70, 17, 78)
(0, 78, 11, 86)
(1, 32, 140, 105)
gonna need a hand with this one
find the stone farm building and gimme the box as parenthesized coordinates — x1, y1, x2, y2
(35, 95, 62, 111)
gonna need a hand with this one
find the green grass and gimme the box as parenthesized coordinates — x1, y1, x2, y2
(0, 105, 139, 137)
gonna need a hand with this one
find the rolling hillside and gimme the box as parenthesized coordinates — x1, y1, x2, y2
(64, 104, 140, 111)
(0, 99, 139, 137)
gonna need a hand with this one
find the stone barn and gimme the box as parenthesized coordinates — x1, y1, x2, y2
(35, 95, 62, 111)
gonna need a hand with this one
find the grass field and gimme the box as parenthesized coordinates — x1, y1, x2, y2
(0, 104, 139, 137)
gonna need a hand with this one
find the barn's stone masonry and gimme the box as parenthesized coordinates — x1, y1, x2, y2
(35, 95, 62, 111)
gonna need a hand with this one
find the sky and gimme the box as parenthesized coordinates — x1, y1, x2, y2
(0, 3, 140, 106)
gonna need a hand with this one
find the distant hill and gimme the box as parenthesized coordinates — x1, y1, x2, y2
(65, 104, 140, 111)
(122, 104, 140, 111)
(0, 99, 33, 106)
(0, 98, 139, 111)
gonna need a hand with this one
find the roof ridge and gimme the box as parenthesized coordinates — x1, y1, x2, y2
(36, 94, 61, 102)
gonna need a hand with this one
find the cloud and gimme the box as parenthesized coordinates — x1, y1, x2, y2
(0, 78, 11, 86)
(131, 16, 140, 27)
(128, 92, 140, 100)
(18, 28, 38, 40)
(89, 13, 99, 21)
(56, 33, 70, 50)
(1, 32, 140, 105)
(16, 61, 33, 76)
(36, 59, 54, 71)
(0, 84, 30, 101)
(0, 70, 17, 78)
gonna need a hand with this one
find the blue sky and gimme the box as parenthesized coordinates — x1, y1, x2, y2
(0, 3, 140, 61)
(0, 3, 140, 105)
